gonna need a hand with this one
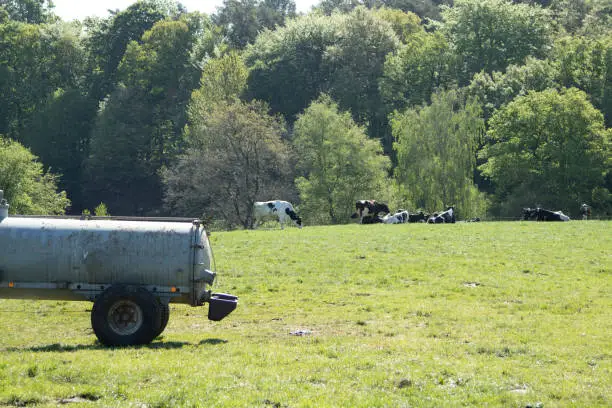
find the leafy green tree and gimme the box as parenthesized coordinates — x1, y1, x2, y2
(21, 88, 95, 213)
(580, 0, 612, 37)
(479, 87, 611, 216)
(0, 0, 55, 24)
(83, 0, 168, 102)
(214, 0, 258, 49)
(372, 7, 422, 42)
(392, 89, 487, 217)
(466, 57, 559, 121)
(552, 35, 612, 126)
(257, 0, 296, 29)
(0, 136, 70, 214)
(382, 0, 452, 20)
(84, 14, 212, 215)
(381, 31, 456, 112)
(439, 0, 554, 84)
(163, 100, 294, 228)
(555, 0, 587, 31)
(245, 12, 343, 120)
(315, 0, 452, 20)
(84, 85, 159, 215)
(513, 0, 552, 6)
(547, 0, 610, 35)
(187, 50, 249, 140)
(325, 7, 400, 151)
(292, 95, 391, 224)
(189, 51, 249, 113)
(314, 0, 363, 15)
(248, 8, 400, 151)
(214, 0, 296, 49)
(0, 20, 85, 139)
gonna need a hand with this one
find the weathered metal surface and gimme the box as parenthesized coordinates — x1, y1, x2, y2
(0, 217, 214, 305)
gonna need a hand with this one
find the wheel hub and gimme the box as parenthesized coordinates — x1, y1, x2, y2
(108, 300, 143, 336)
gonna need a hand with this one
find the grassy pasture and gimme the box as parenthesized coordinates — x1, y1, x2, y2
(0, 221, 610, 407)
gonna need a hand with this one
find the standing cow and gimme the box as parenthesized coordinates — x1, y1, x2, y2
(253, 200, 302, 229)
(350, 200, 390, 224)
(580, 203, 592, 220)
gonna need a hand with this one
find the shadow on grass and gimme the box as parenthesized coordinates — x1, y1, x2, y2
(4, 340, 193, 352)
(199, 338, 228, 345)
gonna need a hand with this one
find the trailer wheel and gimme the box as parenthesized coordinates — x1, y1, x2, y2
(153, 299, 170, 338)
(91, 285, 162, 346)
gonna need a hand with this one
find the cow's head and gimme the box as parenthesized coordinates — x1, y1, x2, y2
(285, 207, 302, 228)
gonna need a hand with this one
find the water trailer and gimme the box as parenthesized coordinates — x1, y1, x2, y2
(0, 190, 237, 346)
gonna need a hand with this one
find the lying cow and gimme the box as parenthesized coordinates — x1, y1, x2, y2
(382, 210, 409, 224)
(535, 208, 570, 222)
(427, 206, 456, 224)
(350, 200, 390, 224)
(361, 215, 383, 224)
(408, 211, 427, 223)
(253, 200, 302, 229)
(522, 207, 570, 221)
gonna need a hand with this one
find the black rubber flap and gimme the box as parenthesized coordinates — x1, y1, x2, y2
(208, 293, 238, 321)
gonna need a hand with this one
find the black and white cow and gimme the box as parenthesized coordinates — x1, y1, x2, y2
(351, 200, 390, 224)
(408, 211, 427, 223)
(580, 203, 592, 220)
(253, 200, 302, 229)
(535, 208, 570, 222)
(522, 207, 570, 221)
(382, 210, 409, 224)
(427, 206, 456, 224)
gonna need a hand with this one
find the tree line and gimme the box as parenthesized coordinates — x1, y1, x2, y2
(0, 0, 610, 227)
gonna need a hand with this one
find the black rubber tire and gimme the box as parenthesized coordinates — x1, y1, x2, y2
(91, 285, 162, 347)
(153, 299, 170, 339)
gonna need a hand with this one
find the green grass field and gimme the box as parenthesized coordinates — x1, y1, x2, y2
(0, 221, 610, 407)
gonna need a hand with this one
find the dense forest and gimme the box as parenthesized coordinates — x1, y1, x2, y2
(0, 0, 610, 227)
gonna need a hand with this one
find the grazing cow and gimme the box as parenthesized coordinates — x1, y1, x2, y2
(580, 203, 592, 220)
(253, 200, 302, 229)
(408, 211, 427, 223)
(535, 208, 570, 222)
(427, 206, 456, 224)
(382, 210, 409, 224)
(351, 200, 390, 224)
